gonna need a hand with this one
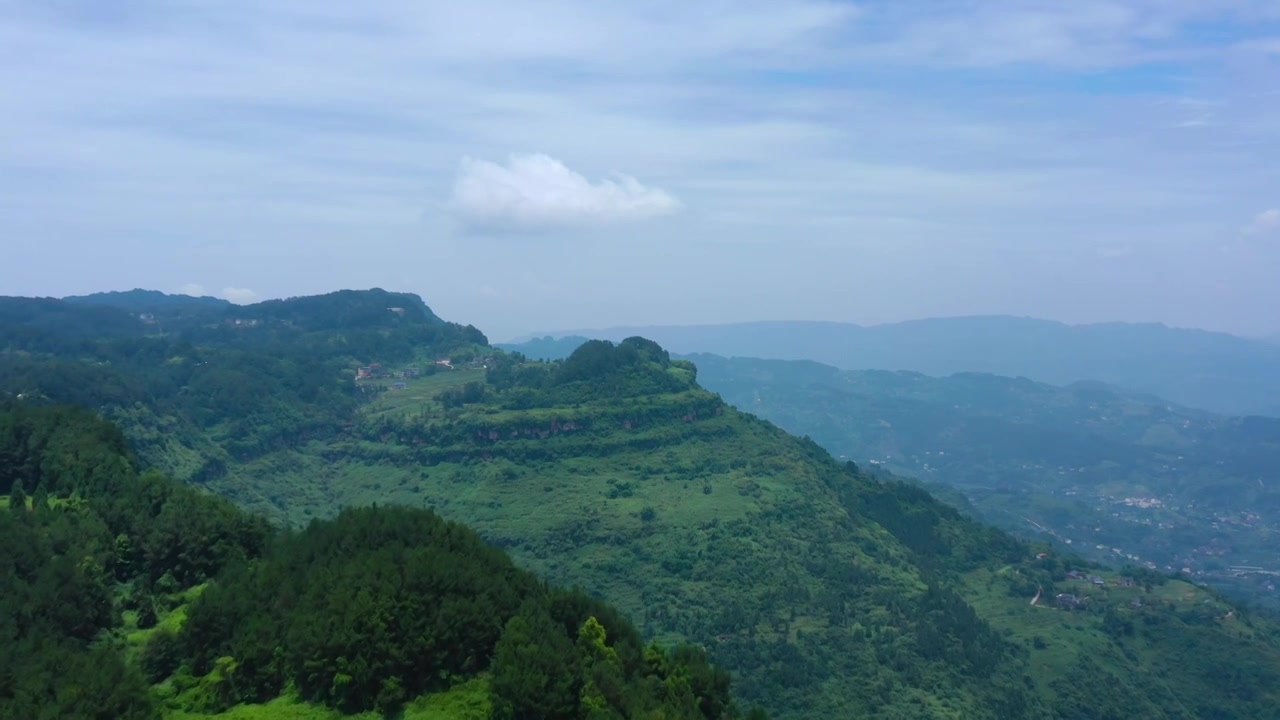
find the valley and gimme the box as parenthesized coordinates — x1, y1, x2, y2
(674, 353, 1280, 610)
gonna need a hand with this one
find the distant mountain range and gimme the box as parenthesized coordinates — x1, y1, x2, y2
(502, 317, 1280, 417)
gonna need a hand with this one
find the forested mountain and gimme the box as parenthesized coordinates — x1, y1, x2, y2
(0, 295, 151, 341)
(64, 289, 232, 316)
(7, 290, 1280, 718)
(0, 403, 758, 720)
(0, 289, 486, 478)
(683, 353, 1280, 609)
(506, 317, 1280, 416)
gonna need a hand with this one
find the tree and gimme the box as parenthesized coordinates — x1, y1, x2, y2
(113, 533, 135, 581)
(140, 630, 183, 684)
(136, 593, 158, 630)
(491, 606, 580, 720)
(31, 482, 49, 511)
(8, 481, 25, 514)
(577, 617, 625, 719)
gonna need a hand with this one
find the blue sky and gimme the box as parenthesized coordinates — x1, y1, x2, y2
(2, 0, 1279, 340)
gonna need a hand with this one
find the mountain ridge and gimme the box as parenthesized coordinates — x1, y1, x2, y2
(500, 317, 1280, 416)
(512, 315, 1251, 345)
(63, 288, 232, 311)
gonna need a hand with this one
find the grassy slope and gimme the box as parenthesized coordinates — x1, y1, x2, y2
(960, 564, 1280, 719)
(198, 368, 487, 522)
(0, 495, 76, 511)
(162, 679, 489, 720)
(179, 362, 1280, 719)
(203, 373, 1029, 718)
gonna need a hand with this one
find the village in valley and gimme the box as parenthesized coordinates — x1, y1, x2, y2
(356, 360, 433, 388)
(351, 348, 493, 414)
(864, 444, 1280, 609)
(1046, 571, 1142, 611)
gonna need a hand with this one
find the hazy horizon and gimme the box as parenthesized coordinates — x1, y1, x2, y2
(51, 287, 1279, 345)
(497, 313, 1280, 345)
(4, 2, 1279, 341)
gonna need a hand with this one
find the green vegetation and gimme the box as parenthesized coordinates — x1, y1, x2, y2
(684, 353, 1280, 608)
(0, 403, 757, 719)
(164, 678, 489, 720)
(64, 289, 233, 321)
(0, 403, 269, 720)
(7, 290, 1280, 719)
(0, 288, 486, 480)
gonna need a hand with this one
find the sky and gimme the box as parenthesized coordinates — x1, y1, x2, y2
(2, 1, 1279, 341)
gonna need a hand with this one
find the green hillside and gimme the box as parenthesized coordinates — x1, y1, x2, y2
(684, 353, 1280, 608)
(0, 288, 486, 482)
(0, 403, 757, 720)
(6, 291, 1280, 718)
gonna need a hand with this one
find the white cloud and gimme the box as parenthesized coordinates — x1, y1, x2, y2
(1244, 209, 1280, 235)
(179, 283, 206, 296)
(2, 1, 1280, 336)
(450, 153, 681, 231)
(221, 287, 258, 304)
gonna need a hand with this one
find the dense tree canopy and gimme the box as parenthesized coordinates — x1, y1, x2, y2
(0, 403, 759, 719)
(0, 291, 486, 466)
(0, 404, 268, 719)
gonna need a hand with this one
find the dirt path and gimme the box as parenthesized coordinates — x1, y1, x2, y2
(1030, 585, 1042, 606)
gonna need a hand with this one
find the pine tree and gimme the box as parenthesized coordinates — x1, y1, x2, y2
(8, 480, 26, 513)
(114, 533, 135, 581)
(577, 617, 625, 720)
(31, 481, 49, 511)
(137, 593, 158, 630)
(490, 606, 579, 720)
